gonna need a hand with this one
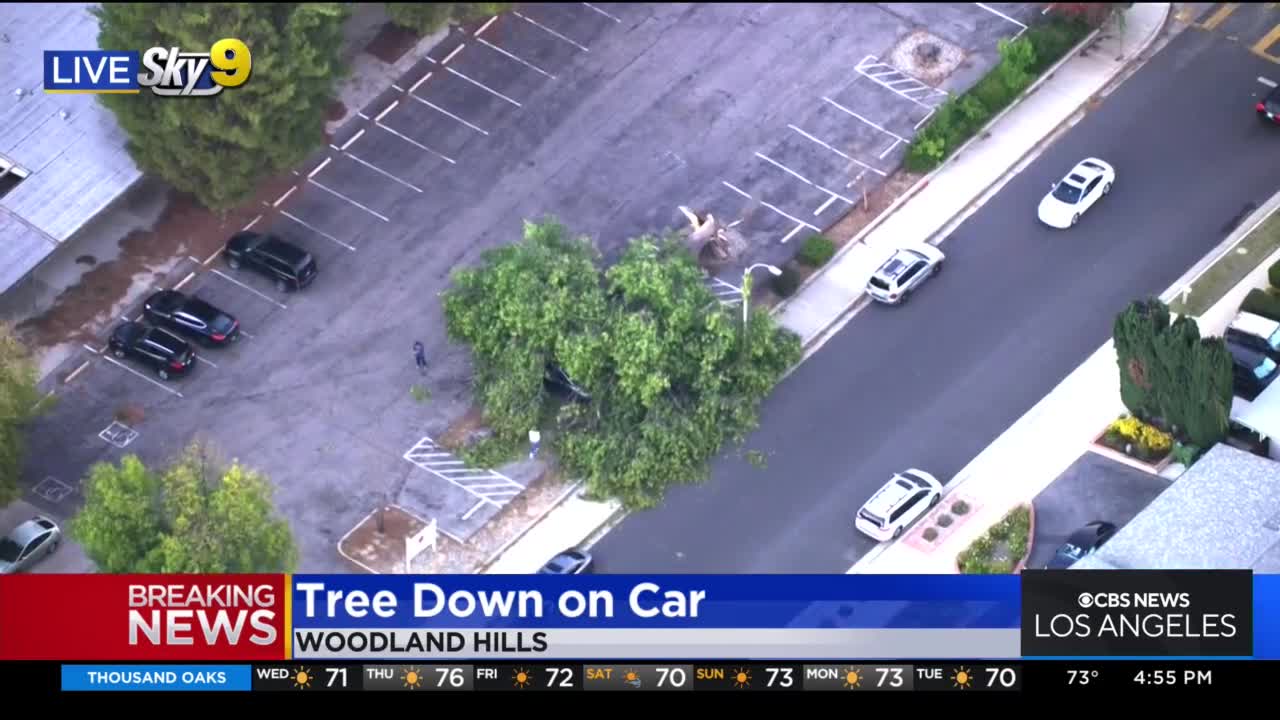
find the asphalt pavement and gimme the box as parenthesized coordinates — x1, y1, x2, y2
(593, 18, 1280, 572)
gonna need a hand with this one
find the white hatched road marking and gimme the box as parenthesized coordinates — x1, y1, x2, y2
(477, 36, 556, 79)
(358, 108, 459, 164)
(582, 2, 621, 22)
(403, 436, 525, 506)
(704, 276, 743, 306)
(446, 67, 523, 107)
(754, 152, 854, 205)
(787, 124, 887, 177)
(975, 2, 1028, 37)
(514, 11, 590, 51)
(854, 55, 949, 109)
(330, 145, 425, 193)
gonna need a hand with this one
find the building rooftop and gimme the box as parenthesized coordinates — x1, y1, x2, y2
(0, 3, 143, 293)
(1073, 443, 1280, 571)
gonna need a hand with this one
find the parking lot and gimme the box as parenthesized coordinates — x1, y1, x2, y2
(23, 3, 1045, 571)
(1026, 452, 1171, 570)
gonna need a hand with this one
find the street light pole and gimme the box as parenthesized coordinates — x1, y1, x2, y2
(742, 263, 783, 327)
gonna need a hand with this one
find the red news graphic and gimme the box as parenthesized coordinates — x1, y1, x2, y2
(0, 574, 287, 661)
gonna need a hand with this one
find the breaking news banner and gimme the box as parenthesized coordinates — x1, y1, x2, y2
(0, 573, 1278, 695)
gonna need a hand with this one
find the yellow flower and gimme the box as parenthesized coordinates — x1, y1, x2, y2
(1108, 416, 1143, 442)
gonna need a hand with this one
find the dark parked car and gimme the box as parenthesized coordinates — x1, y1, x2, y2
(537, 549, 593, 575)
(108, 321, 195, 380)
(1046, 521, 1117, 569)
(1258, 84, 1280, 125)
(143, 290, 240, 346)
(1227, 339, 1279, 401)
(544, 363, 591, 402)
(223, 231, 317, 292)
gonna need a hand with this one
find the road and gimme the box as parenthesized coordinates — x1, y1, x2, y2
(593, 13, 1280, 572)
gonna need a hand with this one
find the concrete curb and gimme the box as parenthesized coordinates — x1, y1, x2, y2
(475, 480, 584, 573)
(1163, 190, 1280, 309)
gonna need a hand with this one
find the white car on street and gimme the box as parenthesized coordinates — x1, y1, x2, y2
(1037, 158, 1115, 228)
(855, 469, 942, 541)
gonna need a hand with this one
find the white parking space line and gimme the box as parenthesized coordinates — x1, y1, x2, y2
(975, 2, 1028, 37)
(173, 271, 196, 290)
(787, 124, 888, 177)
(814, 195, 839, 216)
(721, 180, 752, 199)
(65, 360, 92, 383)
(914, 108, 936, 130)
(330, 145, 425, 193)
(242, 214, 263, 231)
(238, 329, 255, 339)
(514, 11, 590, 51)
(582, 2, 622, 22)
(441, 44, 465, 66)
(404, 90, 490, 135)
(445, 67, 523, 107)
(477, 36, 556, 79)
(301, 175, 391, 222)
(276, 208, 358, 251)
(820, 97, 906, 143)
(83, 344, 102, 354)
(358, 108, 459, 164)
(271, 186, 298, 207)
(854, 56, 949, 109)
(194, 354, 218, 369)
(761, 200, 820, 232)
(340, 129, 366, 150)
(780, 224, 808, 244)
(475, 15, 498, 37)
(754, 151, 854, 205)
(101, 355, 184, 398)
(204, 265, 289, 309)
(1261, 76, 1278, 88)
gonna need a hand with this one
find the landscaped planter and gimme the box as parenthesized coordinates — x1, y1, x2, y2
(904, 495, 982, 553)
(955, 504, 1034, 574)
(1089, 415, 1174, 475)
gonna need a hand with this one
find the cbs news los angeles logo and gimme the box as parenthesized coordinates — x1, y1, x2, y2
(44, 39, 252, 97)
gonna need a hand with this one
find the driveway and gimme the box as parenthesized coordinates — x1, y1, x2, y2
(1025, 453, 1170, 570)
(592, 8, 1280, 572)
(21, 3, 1041, 571)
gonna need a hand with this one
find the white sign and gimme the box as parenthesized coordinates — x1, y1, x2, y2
(404, 518, 438, 574)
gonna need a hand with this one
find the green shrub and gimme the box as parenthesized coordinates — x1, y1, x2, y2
(797, 235, 837, 267)
(772, 266, 803, 297)
(1268, 259, 1280, 290)
(922, 527, 939, 542)
(936, 514, 954, 528)
(1171, 442, 1202, 467)
(1242, 288, 1280, 321)
(951, 500, 970, 515)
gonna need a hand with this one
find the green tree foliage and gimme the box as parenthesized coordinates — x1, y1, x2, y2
(0, 323, 41, 505)
(71, 442, 297, 573)
(93, 3, 351, 210)
(441, 219, 801, 510)
(1112, 298, 1232, 448)
(384, 3, 513, 35)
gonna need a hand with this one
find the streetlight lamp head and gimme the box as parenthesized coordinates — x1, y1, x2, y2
(767, 265, 782, 276)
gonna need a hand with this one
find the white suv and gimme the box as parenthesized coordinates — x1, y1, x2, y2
(855, 469, 943, 541)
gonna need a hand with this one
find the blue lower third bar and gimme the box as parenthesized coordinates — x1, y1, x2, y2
(61, 665, 252, 691)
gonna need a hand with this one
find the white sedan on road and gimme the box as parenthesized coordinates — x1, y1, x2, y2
(1037, 158, 1116, 229)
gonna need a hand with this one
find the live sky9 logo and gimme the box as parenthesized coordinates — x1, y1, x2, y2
(141, 39, 252, 96)
(43, 39, 252, 97)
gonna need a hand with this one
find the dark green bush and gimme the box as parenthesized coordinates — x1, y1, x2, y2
(772, 266, 803, 298)
(797, 235, 837, 267)
(1268, 259, 1280, 290)
(904, 16, 1091, 173)
(1242, 288, 1280, 321)
(951, 500, 970, 515)
(936, 514, 954, 528)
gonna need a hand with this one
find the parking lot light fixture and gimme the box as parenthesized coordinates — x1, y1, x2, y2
(742, 263, 783, 326)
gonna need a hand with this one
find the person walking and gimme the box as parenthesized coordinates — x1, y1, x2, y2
(413, 341, 427, 375)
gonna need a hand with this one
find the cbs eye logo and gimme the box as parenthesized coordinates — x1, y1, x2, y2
(138, 38, 252, 97)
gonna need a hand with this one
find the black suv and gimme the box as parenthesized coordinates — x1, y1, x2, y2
(1259, 84, 1280, 125)
(1227, 339, 1279, 401)
(544, 363, 591, 402)
(143, 290, 240, 346)
(108, 322, 196, 380)
(223, 231, 317, 292)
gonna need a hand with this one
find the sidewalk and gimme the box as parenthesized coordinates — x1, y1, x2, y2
(856, 187, 1280, 574)
(478, 3, 1173, 574)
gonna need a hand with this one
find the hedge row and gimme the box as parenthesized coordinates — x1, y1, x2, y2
(903, 16, 1093, 174)
(1241, 258, 1280, 321)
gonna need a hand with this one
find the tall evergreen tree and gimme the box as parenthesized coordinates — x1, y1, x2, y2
(93, 4, 351, 210)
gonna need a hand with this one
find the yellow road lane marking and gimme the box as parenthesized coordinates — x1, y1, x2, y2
(1253, 23, 1280, 63)
(1195, 3, 1240, 30)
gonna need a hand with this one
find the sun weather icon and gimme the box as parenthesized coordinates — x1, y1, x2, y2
(513, 668, 532, 689)
(952, 667, 973, 689)
(842, 668, 862, 689)
(402, 667, 423, 689)
(292, 668, 312, 689)
(623, 669, 642, 688)
(732, 668, 752, 689)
